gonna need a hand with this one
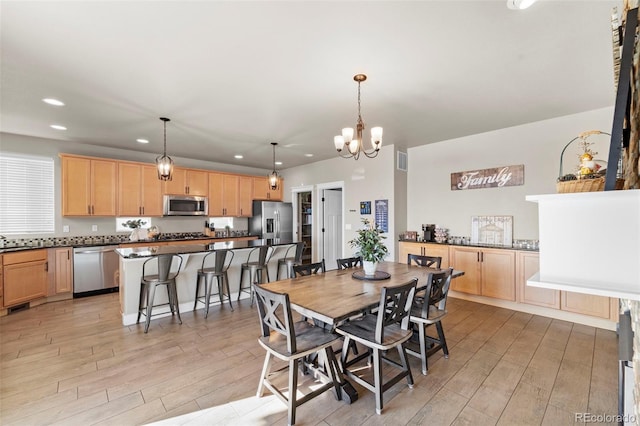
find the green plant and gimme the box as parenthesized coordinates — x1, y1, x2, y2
(349, 218, 388, 262)
(122, 219, 146, 229)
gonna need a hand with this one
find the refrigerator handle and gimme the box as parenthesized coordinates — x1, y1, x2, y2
(275, 210, 280, 238)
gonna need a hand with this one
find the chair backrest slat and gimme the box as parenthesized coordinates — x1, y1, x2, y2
(293, 260, 326, 277)
(374, 278, 417, 343)
(336, 256, 363, 270)
(143, 254, 183, 281)
(407, 254, 442, 269)
(254, 284, 296, 353)
(422, 267, 453, 316)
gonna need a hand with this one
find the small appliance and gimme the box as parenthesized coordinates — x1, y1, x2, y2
(163, 195, 208, 216)
(422, 224, 435, 242)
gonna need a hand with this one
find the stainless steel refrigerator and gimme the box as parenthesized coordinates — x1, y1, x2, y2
(249, 201, 293, 240)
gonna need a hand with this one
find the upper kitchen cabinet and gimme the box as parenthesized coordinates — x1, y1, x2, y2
(61, 155, 117, 216)
(163, 167, 208, 196)
(252, 176, 283, 201)
(208, 173, 252, 217)
(118, 162, 163, 216)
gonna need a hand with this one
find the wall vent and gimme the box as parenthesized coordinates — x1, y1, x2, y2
(397, 151, 408, 171)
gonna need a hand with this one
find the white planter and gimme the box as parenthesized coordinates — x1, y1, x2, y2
(363, 260, 377, 276)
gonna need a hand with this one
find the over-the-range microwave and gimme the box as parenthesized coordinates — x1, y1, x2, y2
(163, 195, 208, 216)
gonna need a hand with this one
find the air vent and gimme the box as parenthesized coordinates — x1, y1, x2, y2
(397, 151, 408, 171)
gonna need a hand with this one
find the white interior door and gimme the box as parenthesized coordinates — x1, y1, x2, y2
(322, 188, 342, 271)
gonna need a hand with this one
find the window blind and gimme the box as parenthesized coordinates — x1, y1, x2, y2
(0, 153, 55, 234)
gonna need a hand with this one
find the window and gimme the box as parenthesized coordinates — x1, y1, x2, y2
(0, 153, 54, 234)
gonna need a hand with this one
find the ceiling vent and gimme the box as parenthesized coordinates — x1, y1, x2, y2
(397, 151, 408, 172)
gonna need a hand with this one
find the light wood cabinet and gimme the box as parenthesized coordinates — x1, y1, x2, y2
(54, 248, 73, 294)
(61, 155, 117, 216)
(118, 163, 163, 216)
(0, 255, 3, 308)
(208, 173, 252, 217)
(561, 291, 613, 319)
(164, 168, 208, 196)
(238, 176, 253, 217)
(449, 246, 515, 301)
(398, 242, 449, 268)
(252, 176, 283, 201)
(516, 251, 560, 309)
(3, 249, 48, 307)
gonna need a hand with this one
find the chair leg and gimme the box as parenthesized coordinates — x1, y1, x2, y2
(193, 274, 201, 311)
(204, 274, 213, 319)
(257, 351, 272, 397)
(417, 324, 428, 375)
(215, 275, 224, 306)
(436, 321, 449, 358)
(171, 282, 182, 325)
(144, 283, 157, 333)
(397, 344, 414, 388)
(237, 266, 245, 301)
(288, 358, 299, 426)
(137, 282, 146, 324)
(223, 272, 234, 311)
(373, 348, 383, 415)
(323, 347, 343, 401)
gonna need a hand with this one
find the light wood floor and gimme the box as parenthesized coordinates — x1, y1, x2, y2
(0, 293, 618, 425)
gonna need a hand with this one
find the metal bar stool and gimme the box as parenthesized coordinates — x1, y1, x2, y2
(194, 249, 235, 317)
(276, 242, 306, 280)
(238, 245, 273, 305)
(137, 253, 183, 333)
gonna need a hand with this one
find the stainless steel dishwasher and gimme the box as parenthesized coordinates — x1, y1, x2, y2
(73, 246, 120, 297)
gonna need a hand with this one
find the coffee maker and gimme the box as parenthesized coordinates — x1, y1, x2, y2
(422, 224, 435, 242)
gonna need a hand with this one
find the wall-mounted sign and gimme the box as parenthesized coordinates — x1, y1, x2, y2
(375, 199, 388, 233)
(451, 164, 524, 190)
(360, 201, 371, 215)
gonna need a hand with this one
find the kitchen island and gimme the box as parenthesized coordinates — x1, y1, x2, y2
(116, 239, 295, 326)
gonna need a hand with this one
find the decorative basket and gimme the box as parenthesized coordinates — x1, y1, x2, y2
(556, 177, 624, 193)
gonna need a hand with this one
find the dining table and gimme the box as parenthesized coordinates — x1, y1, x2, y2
(259, 261, 464, 403)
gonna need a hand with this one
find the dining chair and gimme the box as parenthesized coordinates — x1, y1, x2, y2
(335, 278, 417, 415)
(276, 242, 305, 280)
(238, 245, 273, 305)
(193, 249, 234, 318)
(253, 284, 342, 426)
(407, 253, 442, 269)
(292, 260, 326, 277)
(137, 253, 183, 333)
(336, 256, 362, 270)
(407, 268, 453, 375)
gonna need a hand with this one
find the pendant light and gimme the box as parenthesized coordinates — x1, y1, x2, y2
(156, 117, 174, 181)
(269, 142, 280, 190)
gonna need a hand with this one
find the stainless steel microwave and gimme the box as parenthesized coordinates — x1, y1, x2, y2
(163, 195, 208, 216)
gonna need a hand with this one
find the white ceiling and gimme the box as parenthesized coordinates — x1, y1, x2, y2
(0, 0, 621, 170)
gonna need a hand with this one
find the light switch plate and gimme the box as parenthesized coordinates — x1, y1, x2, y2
(92, 225, 98, 232)
(63, 225, 69, 233)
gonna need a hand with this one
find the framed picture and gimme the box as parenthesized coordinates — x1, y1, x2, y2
(471, 216, 513, 247)
(360, 201, 371, 215)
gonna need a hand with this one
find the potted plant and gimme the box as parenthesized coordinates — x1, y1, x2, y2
(349, 218, 389, 276)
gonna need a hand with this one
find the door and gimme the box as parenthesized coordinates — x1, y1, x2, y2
(276, 203, 293, 240)
(322, 188, 342, 271)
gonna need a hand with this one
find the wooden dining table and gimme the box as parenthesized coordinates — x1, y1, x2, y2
(259, 261, 464, 404)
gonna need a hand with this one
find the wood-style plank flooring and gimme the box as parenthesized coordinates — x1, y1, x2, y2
(0, 293, 618, 425)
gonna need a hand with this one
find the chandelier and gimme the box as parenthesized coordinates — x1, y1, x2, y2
(334, 74, 382, 160)
(268, 142, 280, 190)
(156, 117, 174, 181)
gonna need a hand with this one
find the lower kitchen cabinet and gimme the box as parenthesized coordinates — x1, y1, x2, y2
(54, 248, 73, 294)
(516, 251, 560, 309)
(3, 249, 48, 307)
(449, 246, 515, 301)
(0, 255, 3, 308)
(398, 242, 450, 268)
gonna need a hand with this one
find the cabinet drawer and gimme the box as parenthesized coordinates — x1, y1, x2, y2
(3, 249, 48, 265)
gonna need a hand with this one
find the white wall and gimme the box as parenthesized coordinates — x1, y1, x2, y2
(282, 144, 400, 261)
(407, 107, 615, 240)
(0, 132, 268, 238)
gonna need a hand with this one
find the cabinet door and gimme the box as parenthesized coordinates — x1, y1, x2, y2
(449, 247, 481, 295)
(561, 292, 611, 319)
(186, 170, 208, 196)
(208, 173, 225, 216)
(163, 167, 188, 195)
(517, 251, 560, 309)
(141, 165, 163, 216)
(252, 177, 270, 200)
(61, 156, 92, 216)
(118, 163, 143, 216)
(0, 254, 4, 308)
(54, 248, 73, 294)
(4, 260, 48, 306)
(222, 174, 239, 216)
(398, 242, 423, 264)
(424, 243, 450, 268)
(481, 249, 515, 301)
(91, 159, 117, 216)
(238, 176, 253, 217)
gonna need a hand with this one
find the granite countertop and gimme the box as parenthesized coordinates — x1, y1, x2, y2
(115, 239, 295, 259)
(398, 239, 539, 252)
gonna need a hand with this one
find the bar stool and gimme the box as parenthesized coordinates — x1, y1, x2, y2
(137, 254, 183, 333)
(194, 249, 234, 318)
(238, 245, 273, 305)
(276, 242, 305, 280)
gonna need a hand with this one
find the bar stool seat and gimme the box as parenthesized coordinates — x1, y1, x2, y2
(276, 242, 305, 280)
(194, 249, 234, 318)
(137, 254, 183, 333)
(238, 245, 273, 305)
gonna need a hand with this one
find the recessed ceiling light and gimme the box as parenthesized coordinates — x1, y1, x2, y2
(136, 138, 149, 144)
(42, 98, 65, 106)
(50, 124, 67, 130)
(234, 155, 243, 159)
(304, 153, 314, 157)
(275, 161, 283, 166)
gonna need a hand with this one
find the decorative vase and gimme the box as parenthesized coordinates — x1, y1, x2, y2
(363, 260, 377, 276)
(129, 229, 139, 241)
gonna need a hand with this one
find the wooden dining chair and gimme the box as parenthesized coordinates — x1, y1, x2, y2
(335, 278, 417, 415)
(253, 284, 342, 426)
(292, 260, 326, 277)
(407, 268, 453, 375)
(407, 253, 442, 269)
(336, 256, 362, 270)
